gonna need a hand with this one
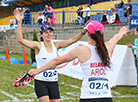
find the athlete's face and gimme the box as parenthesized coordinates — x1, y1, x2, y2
(41, 29, 53, 41)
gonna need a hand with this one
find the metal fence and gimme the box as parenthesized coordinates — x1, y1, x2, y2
(20, 9, 138, 25)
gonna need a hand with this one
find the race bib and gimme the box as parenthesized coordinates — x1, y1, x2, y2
(43, 70, 58, 81)
(88, 77, 109, 95)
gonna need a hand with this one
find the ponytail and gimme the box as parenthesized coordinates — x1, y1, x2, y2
(90, 31, 111, 68)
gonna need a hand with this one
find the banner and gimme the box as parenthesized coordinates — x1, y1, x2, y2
(55, 40, 137, 87)
(0, 25, 17, 32)
(130, 16, 138, 29)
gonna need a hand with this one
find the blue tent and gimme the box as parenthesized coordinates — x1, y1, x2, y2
(10, 60, 30, 65)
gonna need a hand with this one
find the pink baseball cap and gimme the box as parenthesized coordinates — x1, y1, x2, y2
(84, 21, 104, 36)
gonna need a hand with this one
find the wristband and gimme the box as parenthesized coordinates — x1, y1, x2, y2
(81, 31, 85, 35)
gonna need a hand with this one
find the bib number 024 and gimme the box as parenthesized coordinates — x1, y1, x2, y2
(89, 82, 109, 90)
(43, 70, 57, 77)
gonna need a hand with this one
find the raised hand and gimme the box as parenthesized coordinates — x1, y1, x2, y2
(119, 26, 129, 36)
(14, 8, 25, 23)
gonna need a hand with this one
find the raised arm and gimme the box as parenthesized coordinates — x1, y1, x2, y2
(55, 20, 91, 50)
(14, 8, 38, 49)
(105, 26, 129, 57)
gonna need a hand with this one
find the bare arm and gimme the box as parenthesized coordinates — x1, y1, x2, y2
(55, 20, 91, 50)
(28, 47, 80, 75)
(105, 26, 129, 57)
(55, 31, 84, 50)
(14, 8, 38, 49)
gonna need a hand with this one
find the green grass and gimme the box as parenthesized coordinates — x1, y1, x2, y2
(0, 32, 138, 102)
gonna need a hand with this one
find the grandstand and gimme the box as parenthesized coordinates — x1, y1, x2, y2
(0, 0, 136, 26)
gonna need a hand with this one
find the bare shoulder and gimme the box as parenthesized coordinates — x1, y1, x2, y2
(33, 41, 41, 50)
(76, 45, 91, 53)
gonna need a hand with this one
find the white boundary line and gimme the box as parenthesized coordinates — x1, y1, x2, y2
(0, 89, 18, 100)
(27, 84, 34, 88)
(60, 82, 80, 89)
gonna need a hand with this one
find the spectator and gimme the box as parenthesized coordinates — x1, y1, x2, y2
(43, 5, 49, 23)
(109, 9, 121, 24)
(124, 0, 132, 24)
(9, 17, 14, 28)
(114, 2, 120, 9)
(127, 0, 132, 23)
(24, 8, 30, 25)
(123, 7, 129, 19)
(82, 4, 91, 23)
(89, 0, 93, 6)
(47, 6, 56, 25)
(114, 2, 117, 9)
(37, 12, 44, 25)
(75, 5, 83, 25)
(127, 27, 138, 90)
(101, 11, 109, 25)
(120, 0, 124, 8)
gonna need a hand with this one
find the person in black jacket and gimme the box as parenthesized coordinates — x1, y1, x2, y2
(120, 0, 124, 8)
(101, 11, 109, 25)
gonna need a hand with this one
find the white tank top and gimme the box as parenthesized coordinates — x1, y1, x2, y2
(80, 44, 112, 99)
(35, 41, 58, 82)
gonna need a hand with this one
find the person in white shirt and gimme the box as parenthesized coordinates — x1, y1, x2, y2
(14, 8, 86, 102)
(82, 5, 91, 23)
(108, 9, 121, 24)
(28, 20, 128, 102)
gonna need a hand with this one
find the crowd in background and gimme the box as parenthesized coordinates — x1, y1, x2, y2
(38, 5, 55, 25)
(75, 0, 133, 25)
(12, 0, 133, 26)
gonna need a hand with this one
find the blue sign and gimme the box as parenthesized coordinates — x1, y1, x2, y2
(130, 16, 138, 29)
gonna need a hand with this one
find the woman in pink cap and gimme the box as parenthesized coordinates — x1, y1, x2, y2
(28, 20, 128, 102)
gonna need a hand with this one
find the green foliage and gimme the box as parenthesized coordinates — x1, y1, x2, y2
(117, 31, 136, 45)
(30, 29, 39, 61)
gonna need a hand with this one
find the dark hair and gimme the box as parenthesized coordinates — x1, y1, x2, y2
(136, 27, 138, 32)
(40, 32, 43, 41)
(87, 5, 91, 9)
(89, 31, 111, 68)
(40, 36, 43, 41)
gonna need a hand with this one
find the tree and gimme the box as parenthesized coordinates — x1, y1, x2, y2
(30, 29, 39, 63)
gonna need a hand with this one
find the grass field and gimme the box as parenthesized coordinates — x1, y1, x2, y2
(0, 31, 138, 102)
